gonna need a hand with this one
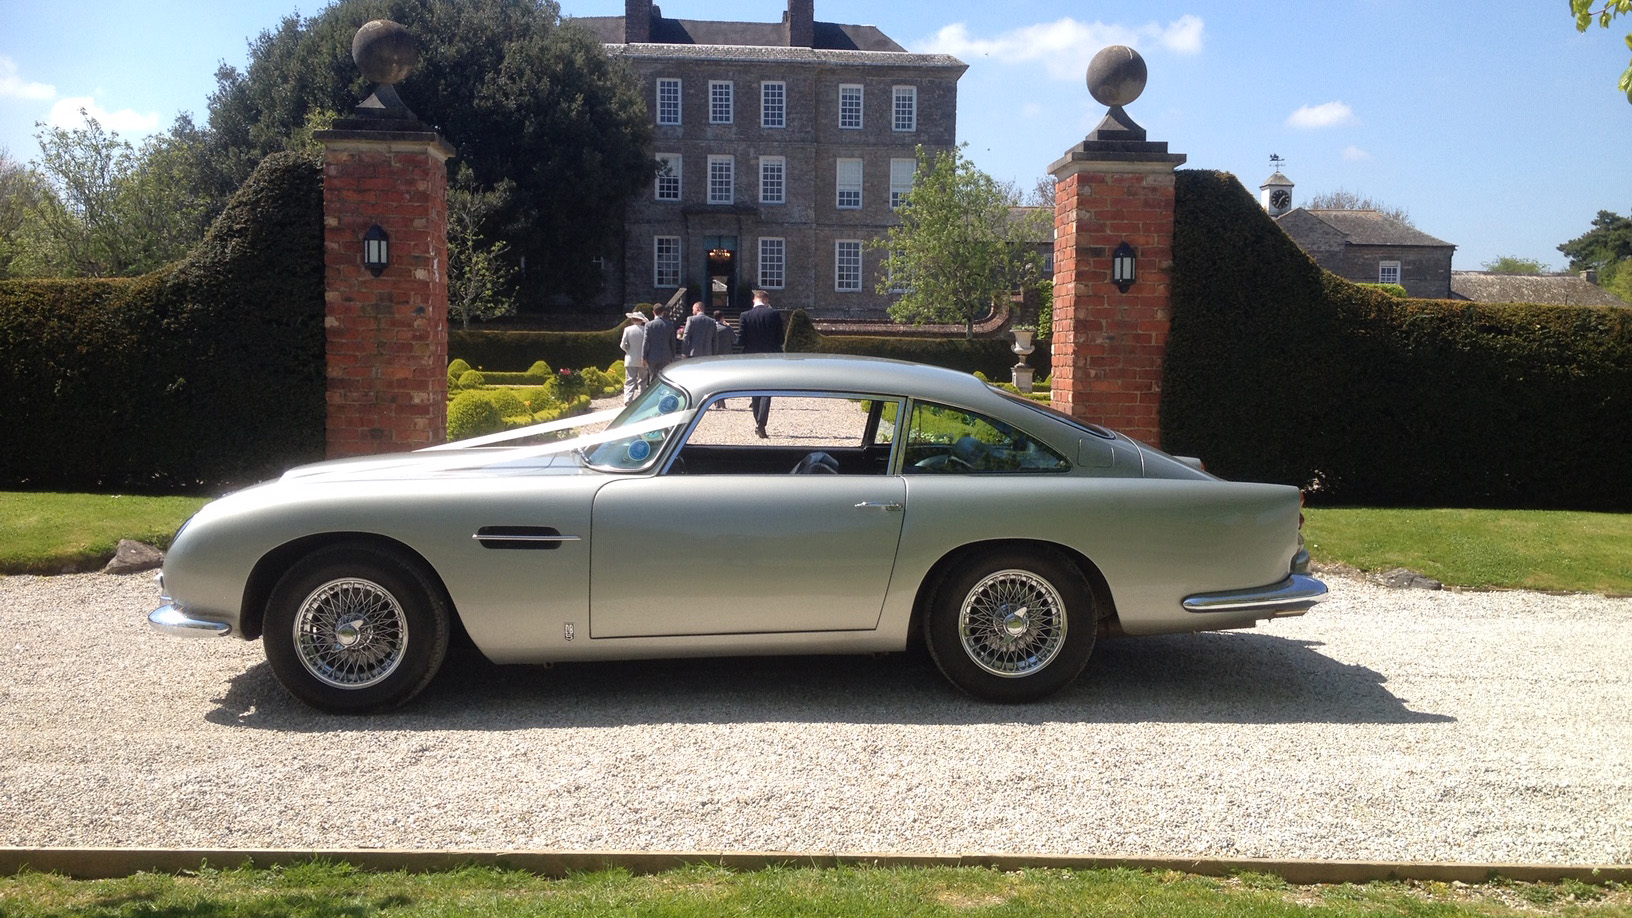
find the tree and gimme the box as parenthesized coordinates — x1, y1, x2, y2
(1304, 188, 1415, 228)
(202, 0, 653, 308)
(446, 165, 517, 330)
(874, 145, 1051, 338)
(1481, 255, 1548, 274)
(1559, 208, 1632, 298)
(1571, 0, 1632, 103)
(0, 150, 53, 278)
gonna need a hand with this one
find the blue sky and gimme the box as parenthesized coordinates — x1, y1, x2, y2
(3, 0, 1630, 271)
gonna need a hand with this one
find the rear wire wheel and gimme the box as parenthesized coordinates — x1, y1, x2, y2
(263, 544, 450, 713)
(926, 548, 1095, 702)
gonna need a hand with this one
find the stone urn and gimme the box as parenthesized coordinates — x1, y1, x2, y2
(1012, 328, 1036, 392)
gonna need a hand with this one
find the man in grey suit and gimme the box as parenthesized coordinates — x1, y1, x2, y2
(642, 307, 678, 383)
(682, 301, 718, 358)
(737, 289, 784, 437)
(712, 310, 735, 354)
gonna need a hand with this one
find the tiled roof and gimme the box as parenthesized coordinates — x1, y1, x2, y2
(574, 15, 906, 53)
(598, 41, 966, 70)
(1450, 271, 1629, 307)
(1285, 208, 1455, 248)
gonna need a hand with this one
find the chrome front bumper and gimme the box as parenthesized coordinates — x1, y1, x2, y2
(1182, 573, 1328, 616)
(148, 603, 232, 637)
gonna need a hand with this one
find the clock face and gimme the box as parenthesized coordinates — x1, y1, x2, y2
(1270, 189, 1291, 209)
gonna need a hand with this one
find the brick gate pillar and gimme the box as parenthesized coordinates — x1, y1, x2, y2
(314, 20, 455, 458)
(1050, 46, 1185, 448)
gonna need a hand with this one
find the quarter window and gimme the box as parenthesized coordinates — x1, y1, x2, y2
(761, 81, 786, 128)
(655, 153, 681, 201)
(710, 80, 733, 124)
(892, 85, 917, 132)
(760, 156, 786, 204)
(758, 237, 786, 289)
(656, 78, 681, 125)
(708, 155, 734, 204)
(835, 240, 862, 292)
(836, 158, 863, 210)
(654, 236, 682, 287)
(839, 84, 863, 129)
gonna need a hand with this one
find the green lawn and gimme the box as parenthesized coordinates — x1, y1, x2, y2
(0, 492, 209, 574)
(1, 863, 1625, 918)
(1303, 507, 1632, 595)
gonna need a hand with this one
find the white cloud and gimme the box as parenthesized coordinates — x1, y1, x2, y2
(1342, 145, 1370, 161)
(0, 56, 55, 101)
(47, 96, 161, 136)
(919, 15, 1204, 81)
(1287, 101, 1357, 129)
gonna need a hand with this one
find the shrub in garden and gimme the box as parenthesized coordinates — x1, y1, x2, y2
(487, 388, 527, 419)
(457, 368, 486, 389)
(446, 390, 503, 440)
(525, 359, 553, 379)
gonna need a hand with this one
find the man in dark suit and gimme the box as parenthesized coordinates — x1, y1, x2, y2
(642, 306, 678, 383)
(737, 289, 784, 437)
(682, 301, 718, 358)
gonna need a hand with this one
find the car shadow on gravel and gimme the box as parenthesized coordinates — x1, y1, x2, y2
(206, 630, 1451, 730)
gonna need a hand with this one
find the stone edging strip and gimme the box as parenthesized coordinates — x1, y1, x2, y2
(2, 849, 1629, 885)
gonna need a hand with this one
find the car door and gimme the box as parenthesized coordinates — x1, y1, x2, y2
(588, 394, 907, 638)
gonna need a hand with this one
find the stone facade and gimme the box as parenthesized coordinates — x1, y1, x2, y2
(1274, 208, 1456, 299)
(579, 4, 965, 319)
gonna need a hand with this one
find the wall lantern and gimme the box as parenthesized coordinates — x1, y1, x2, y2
(362, 224, 390, 276)
(1111, 240, 1137, 293)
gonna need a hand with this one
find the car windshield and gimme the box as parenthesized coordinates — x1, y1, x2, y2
(582, 381, 692, 471)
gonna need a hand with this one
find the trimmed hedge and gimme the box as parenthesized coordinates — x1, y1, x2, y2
(1164, 170, 1632, 510)
(0, 152, 325, 493)
(450, 328, 625, 372)
(784, 309, 1050, 379)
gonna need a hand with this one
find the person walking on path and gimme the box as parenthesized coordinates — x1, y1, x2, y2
(682, 301, 718, 358)
(618, 310, 647, 404)
(736, 289, 784, 437)
(712, 310, 735, 355)
(642, 307, 678, 384)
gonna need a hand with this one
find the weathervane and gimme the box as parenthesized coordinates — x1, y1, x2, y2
(1270, 153, 1286, 171)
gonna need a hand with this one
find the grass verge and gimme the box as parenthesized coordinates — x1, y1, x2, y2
(0, 492, 210, 574)
(1, 863, 1626, 917)
(1303, 508, 1632, 595)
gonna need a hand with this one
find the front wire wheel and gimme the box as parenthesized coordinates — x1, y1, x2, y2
(927, 548, 1095, 702)
(264, 544, 450, 713)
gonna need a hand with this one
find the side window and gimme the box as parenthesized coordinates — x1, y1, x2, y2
(902, 401, 1069, 473)
(673, 395, 899, 475)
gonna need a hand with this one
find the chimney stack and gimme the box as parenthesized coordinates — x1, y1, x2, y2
(786, 0, 814, 47)
(625, 0, 652, 43)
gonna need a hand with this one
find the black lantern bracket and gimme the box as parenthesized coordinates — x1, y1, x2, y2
(1111, 240, 1137, 293)
(363, 224, 390, 277)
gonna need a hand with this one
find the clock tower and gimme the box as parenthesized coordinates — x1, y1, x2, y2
(1260, 155, 1294, 217)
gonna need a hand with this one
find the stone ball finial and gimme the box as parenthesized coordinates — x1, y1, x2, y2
(352, 20, 419, 86)
(1086, 45, 1147, 108)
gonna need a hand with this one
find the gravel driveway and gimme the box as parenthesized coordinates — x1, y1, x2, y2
(2, 570, 1628, 864)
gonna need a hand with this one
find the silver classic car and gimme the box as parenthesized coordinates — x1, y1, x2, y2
(150, 354, 1325, 712)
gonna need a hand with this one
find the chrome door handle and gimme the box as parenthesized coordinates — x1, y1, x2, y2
(854, 501, 903, 511)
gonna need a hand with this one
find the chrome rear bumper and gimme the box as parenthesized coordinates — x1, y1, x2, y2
(1182, 573, 1328, 616)
(148, 604, 232, 637)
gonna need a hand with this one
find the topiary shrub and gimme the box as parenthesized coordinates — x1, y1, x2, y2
(457, 369, 486, 389)
(525, 359, 553, 379)
(446, 390, 503, 441)
(487, 388, 527, 419)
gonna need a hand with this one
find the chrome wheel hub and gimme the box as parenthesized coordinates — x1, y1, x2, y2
(959, 569, 1067, 678)
(293, 578, 408, 690)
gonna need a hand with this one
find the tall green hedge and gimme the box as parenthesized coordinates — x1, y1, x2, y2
(1164, 170, 1632, 510)
(449, 328, 626, 372)
(0, 152, 326, 493)
(784, 309, 1049, 378)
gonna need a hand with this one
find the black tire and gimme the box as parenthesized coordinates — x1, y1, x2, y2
(925, 547, 1095, 703)
(263, 543, 450, 713)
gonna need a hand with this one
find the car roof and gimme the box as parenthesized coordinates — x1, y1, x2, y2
(660, 353, 996, 403)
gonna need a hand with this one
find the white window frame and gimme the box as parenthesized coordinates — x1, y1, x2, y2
(892, 85, 917, 132)
(836, 158, 863, 210)
(839, 83, 863, 129)
(708, 155, 734, 205)
(654, 236, 682, 288)
(655, 153, 682, 201)
(656, 78, 682, 126)
(761, 81, 786, 129)
(889, 158, 915, 209)
(759, 156, 786, 205)
(758, 237, 786, 290)
(835, 240, 863, 292)
(1379, 261, 1402, 285)
(709, 80, 734, 124)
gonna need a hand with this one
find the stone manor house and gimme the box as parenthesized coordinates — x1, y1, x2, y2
(577, 1, 966, 318)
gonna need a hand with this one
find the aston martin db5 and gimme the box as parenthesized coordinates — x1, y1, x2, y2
(150, 354, 1325, 712)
